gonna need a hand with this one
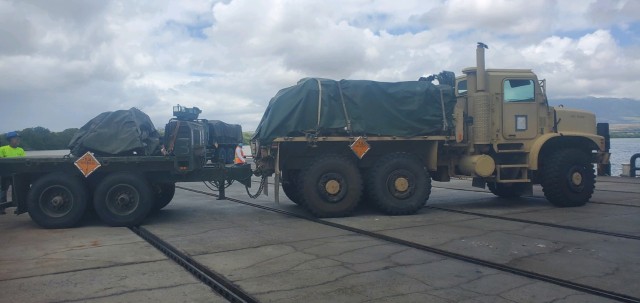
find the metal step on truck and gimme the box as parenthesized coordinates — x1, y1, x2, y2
(251, 43, 611, 218)
(0, 106, 253, 228)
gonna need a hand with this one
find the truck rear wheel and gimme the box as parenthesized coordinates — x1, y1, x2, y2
(93, 172, 153, 226)
(27, 173, 88, 229)
(282, 170, 303, 205)
(487, 182, 527, 199)
(367, 153, 431, 215)
(541, 149, 595, 207)
(152, 182, 176, 211)
(298, 154, 362, 217)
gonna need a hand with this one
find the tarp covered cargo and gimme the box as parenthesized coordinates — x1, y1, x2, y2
(253, 72, 456, 144)
(208, 120, 243, 145)
(68, 108, 160, 156)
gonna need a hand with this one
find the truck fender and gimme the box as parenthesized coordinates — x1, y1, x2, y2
(528, 132, 604, 170)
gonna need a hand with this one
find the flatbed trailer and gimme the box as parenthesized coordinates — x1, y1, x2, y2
(0, 154, 252, 228)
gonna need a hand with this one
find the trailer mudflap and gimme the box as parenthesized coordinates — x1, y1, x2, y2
(226, 163, 253, 188)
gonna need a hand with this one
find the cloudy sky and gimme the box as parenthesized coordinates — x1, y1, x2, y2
(1, 0, 639, 132)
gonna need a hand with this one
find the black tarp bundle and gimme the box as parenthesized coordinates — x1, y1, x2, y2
(68, 108, 160, 156)
(208, 120, 243, 145)
(252, 72, 457, 144)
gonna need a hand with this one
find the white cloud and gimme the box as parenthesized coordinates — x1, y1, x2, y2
(1, 0, 639, 134)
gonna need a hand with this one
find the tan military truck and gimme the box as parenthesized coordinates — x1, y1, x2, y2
(251, 43, 610, 218)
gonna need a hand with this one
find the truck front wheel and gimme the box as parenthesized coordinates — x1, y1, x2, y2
(367, 153, 431, 215)
(298, 154, 362, 217)
(93, 172, 153, 226)
(540, 149, 595, 207)
(27, 173, 88, 228)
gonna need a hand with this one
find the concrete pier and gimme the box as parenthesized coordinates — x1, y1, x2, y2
(1, 176, 638, 302)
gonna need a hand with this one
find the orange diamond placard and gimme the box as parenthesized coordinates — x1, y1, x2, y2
(74, 152, 101, 177)
(350, 137, 371, 159)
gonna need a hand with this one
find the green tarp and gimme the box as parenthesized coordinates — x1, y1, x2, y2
(68, 108, 160, 156)
(253, 72, 456, 144)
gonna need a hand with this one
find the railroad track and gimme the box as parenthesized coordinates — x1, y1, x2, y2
(424, 205, 640, 240)
(130, 226, 258, 303)
(177, 185, 640, 303)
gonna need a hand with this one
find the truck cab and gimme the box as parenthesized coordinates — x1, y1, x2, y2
(452, 43, 609, 205)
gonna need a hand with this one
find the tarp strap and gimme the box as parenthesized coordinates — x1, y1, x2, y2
(337, 82, 352, 134)
(440, 89, 449, 131)
(316, 78, 322, 130)
(168, 120, 181, 153)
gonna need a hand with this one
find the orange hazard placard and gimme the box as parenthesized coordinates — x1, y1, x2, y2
(74, 152, 101, 177)
(350, 137, 371, 159)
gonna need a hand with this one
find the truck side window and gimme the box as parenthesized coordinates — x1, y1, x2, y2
(456, 79, 467, 95)
(503, 79, 534, 102)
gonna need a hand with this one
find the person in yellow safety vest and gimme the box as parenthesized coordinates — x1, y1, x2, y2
(1, 131, 26, 213)
(234, 143, 246, 165)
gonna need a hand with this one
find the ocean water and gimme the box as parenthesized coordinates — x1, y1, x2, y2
(22, 139, 639, 176)
(609, 138, 640, 176)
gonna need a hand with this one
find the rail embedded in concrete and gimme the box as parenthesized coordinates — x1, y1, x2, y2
(130, 226, 258, 303)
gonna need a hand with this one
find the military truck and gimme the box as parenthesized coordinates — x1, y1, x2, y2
(0, 106, 251, 228)
(251, 43, 610, 218)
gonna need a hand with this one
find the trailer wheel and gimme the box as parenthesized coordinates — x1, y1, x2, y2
(93, 172, 153, 226)
(487, 182, 527, 199)
(152, 182, 176, 211)
(27, 173, 88, 229)
(282, 170, 303, 205)
(541, 149, 595, 207)
(298, 154, 362, 217)
(367, 153, 431, 215)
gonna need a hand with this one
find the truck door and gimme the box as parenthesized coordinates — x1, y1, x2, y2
(502, 79, 538, 140)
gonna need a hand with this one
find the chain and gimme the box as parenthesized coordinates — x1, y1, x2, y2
(245, 176, 268, 199)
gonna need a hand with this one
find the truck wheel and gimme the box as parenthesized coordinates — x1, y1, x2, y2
(27, 173, 88, 229)
(152, 182, 176, 211)
(93, 172, 153, 226)
(541, 149, 595, 207)
(282, 170, 303, 205)
(367, 153, 431, 215)
(298, 154, 362, 217)
(487, 182, 527, 199)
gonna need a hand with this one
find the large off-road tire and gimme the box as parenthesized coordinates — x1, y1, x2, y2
(487, 182, 527, 199)
(152, 182, 176, 211)
(27, 173, 88, 229)
(282, 170, 303, 205)
(298, 154, 362, 217)
(93, 172, 153, 226)
(540, 149, 595, 207)
(367, 153, 431, 215)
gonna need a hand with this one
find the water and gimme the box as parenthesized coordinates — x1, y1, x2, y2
(21, 140, 639, 176)
(609, 138, 640, 176)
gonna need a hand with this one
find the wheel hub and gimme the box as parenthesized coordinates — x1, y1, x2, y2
(571, 172, 583, 186)
(106, 184, 139, 215)
(394, 177, 409, 192)
(325, 180, 341, 195)
(39, 185, 73, 218)
(116, 194, 131, 206)
(317, 173, 347, 203)
(50, 196, 64, 208)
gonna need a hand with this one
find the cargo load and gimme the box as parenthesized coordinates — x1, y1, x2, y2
(208, 120, 243, 145)
(68, 107, 160, 156)
(253, 72, 456, 144)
